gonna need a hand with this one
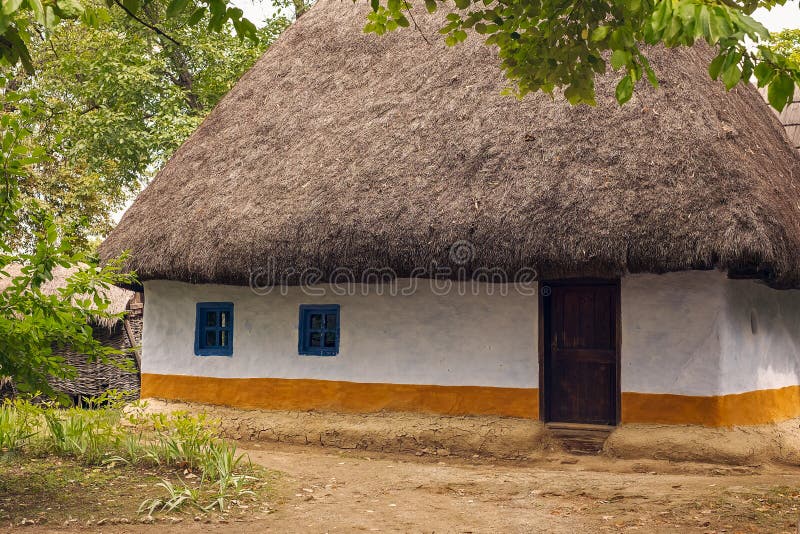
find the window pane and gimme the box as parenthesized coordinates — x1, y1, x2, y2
(310, 314, 323, 329)
(324, 331, 337, 348)
(325, 313, 337, 329)
(206, 311, 217, 327)
(220, 330, 228, 347)
(310, 332, 321, 347)
(219, 311, 228, 327)
(205, 330, 217, 347)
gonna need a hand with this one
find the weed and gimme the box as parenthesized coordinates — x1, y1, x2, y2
(0, 396, 263, 516)
(0, 398, 40, 451)
(138, 479, 201, 515)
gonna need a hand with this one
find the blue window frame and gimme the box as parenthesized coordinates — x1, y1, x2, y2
(194, 302, 234, 356)
(298, 304, 340, 356)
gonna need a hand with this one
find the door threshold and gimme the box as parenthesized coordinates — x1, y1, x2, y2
(545, 422, 616, 432)
(546, 422, 615, 454)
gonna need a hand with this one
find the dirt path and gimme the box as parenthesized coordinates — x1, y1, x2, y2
(24, 442, 800, 533)
(245, 443, 800, 533)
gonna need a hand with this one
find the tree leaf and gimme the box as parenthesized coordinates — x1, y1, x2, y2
(121, 0, 139, 14)
(590, 26, 609, 42)
(695, 5, 710, 39)
(2, 0, 24, 16)
(4, 26, 33, 73)
(753, 61, 775, 88)
(644, 64, 658, 87)
(166, 0, 190, 19)
(721, 63, 741, 90)
(186, 6, 205, 25)
(616, 75, 634, 104)
(708, 54, 725, 80)
(768, 74, 795, 112)
(708, 7, 732, 45)
(650, 0, 670, 33)
(610, 49, 630, 70)
(54, 0, 84, 19)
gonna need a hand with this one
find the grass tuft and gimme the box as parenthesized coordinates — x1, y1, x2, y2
(0, 392, 266, 517)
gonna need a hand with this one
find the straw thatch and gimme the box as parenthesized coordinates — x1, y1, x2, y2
(100, 0, 800, 287)
(0, 264, 132, 328)
(759, 87, 800, 151)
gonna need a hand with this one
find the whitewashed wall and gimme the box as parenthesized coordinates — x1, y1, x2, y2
(143, 271, 800, 397)
(141, 280, 539, 388)
(622, 271, 800, 396)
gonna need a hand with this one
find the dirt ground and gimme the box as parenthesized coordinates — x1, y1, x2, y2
(137, 400, 800, 465)
(17, 441, 800, 533)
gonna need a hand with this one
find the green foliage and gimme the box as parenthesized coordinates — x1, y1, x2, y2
(0, 78, 138, 393)
(0, 0, 259, 74)
(768, 28, 800, 65)
(0, 0, 288, 393)
(0, 396, 262, 515)
(43, 407, 122, 463)
(365, 0, 800, 110)
(139, 478, 201, 515)
(0, 241, 136, 396)
(138, 441, 256, 515)
(763, 29, 800, 108)
(5, 4, 286, 249)
(134, 410, 222, 471)
(0, 397, 39, 450)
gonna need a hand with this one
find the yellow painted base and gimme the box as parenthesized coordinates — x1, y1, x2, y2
(621, 386, 800, 426)
(140, 373, 539, 419)
(141, 374, 800, 426)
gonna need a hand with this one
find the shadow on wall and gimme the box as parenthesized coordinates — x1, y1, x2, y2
(721, 278, 800, 393)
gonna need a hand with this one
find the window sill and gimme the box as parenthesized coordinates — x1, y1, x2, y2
(194, 350, 234, 357)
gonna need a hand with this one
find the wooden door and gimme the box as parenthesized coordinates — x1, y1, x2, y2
(542, 281, 619, 425)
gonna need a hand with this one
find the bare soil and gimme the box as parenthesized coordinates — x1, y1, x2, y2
(138, 400, 800, 465)
(0, 453, 277, 529)
(13, 441, 800, 533)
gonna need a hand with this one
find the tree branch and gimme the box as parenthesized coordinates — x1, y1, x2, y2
(112, 0, 183, 47)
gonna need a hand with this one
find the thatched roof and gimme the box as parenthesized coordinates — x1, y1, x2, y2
(759, 87, 800, 151)
(0, 264, 134, 327)
(100, 0, 800, 288)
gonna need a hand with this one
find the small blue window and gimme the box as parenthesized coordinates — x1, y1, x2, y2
(195, 302, 233, 356)
(299, 304, 340, 356)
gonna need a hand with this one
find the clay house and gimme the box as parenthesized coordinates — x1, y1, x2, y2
(100, 0, 800, 451)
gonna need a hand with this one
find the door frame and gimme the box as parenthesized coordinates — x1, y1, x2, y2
(538, 278, 622, 426)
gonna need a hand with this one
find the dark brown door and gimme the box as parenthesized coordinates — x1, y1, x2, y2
(542, 281, 619, 425)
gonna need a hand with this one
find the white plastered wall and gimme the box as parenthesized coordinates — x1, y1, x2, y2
(141, 280, 539, 389)
(144, 271, 800, 397)
(622, 271, 800, 396)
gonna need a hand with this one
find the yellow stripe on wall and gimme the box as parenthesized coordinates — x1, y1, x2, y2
(622, 386, 800, 426)
(140, 373, 540, 419)
(142, 374, 800, 426)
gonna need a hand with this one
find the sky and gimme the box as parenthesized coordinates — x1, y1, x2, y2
(753, 4, 800, 32)
(232, 0, 278, 25)
(231, 0, 800, 33)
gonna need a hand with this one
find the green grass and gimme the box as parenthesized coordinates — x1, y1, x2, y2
(0, 453, 279, 526)
(0, 394, 276, 522)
